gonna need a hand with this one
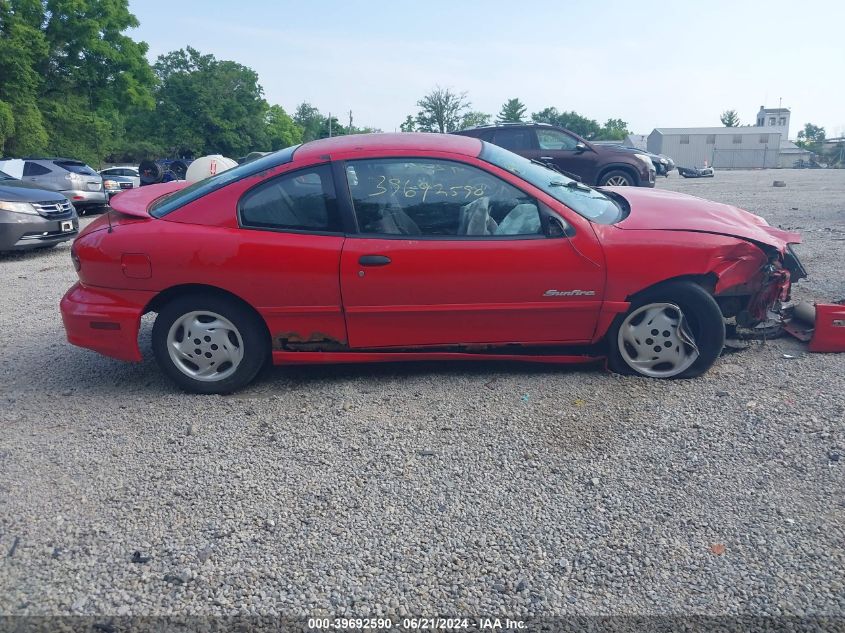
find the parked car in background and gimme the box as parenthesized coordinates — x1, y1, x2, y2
(61, 133, 809, 394)
(453, 123, 656, 187)
(99, 166, 140, 188)
(592, 142, 675, 177)
(0, 169, 79, 252)
(0, 157, 107, 212)
(678, 166, 715, 178)
(102, 175, 137, 199)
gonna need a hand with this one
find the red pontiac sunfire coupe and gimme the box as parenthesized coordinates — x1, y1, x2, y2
(61, 133, 808, 393)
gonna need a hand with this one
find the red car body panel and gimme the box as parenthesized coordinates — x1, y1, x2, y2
(109, 181, 187, 218)
(60, 133, 838, 373)
(61, 283, 152, 362)
(339, 236, 602, 348)
(615, 187, 802, 248)
(810, 303, 845, 353)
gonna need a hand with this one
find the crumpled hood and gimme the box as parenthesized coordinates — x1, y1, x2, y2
(611, 187, 801, 250)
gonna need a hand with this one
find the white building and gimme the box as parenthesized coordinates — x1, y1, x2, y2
(755, 106, 790, 139)
(647, 105, 811, 168)
(647, 127, 782, 168)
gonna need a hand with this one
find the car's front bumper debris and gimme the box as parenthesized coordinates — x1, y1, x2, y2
(782, 300, 845, 352)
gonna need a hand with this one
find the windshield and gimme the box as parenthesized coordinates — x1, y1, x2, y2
(150, 145, 300, 217)
(479, 142, 623, 224)
(0, 170, 13, 180)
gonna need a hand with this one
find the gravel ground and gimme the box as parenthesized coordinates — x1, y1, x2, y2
(1, 169, 843, 619)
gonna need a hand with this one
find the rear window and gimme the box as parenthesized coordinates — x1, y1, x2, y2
(54, 161, 97, 175)
(150, 145, 300, 218)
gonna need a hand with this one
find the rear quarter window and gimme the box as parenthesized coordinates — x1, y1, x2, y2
(55, 161, 97, 175)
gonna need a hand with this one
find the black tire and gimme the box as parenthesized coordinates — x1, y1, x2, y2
(152, 293, 269, 394)
(607, 281, 725, 379)
(138, 159, 164, 185)
(169, 160, 189, 180)
(598, 169, 638, 187)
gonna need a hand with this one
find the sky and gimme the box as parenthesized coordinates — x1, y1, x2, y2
(127, 0, 845, 139)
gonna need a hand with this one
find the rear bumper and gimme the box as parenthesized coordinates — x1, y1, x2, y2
(62, 189, 108, 207)
(0, 213, 79, 251)
(60, 282, 155, 362)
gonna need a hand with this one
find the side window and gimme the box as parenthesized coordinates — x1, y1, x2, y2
(345, 158, 542, 238)
(536, 129, 579, 150)
(239, 164, 342, 233)
(491, 128, 534, 151)
(23, 162, 51, 176)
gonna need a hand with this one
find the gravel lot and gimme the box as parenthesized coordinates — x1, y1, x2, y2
(1, 169, 844, 619)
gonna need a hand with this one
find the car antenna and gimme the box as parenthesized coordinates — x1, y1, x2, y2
(107, 207, 113, 233)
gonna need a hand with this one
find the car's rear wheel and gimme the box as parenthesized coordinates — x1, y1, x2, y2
(599, 169, 637, 186)
(607, 281, 725, 379)
(152, 294, 268, 394)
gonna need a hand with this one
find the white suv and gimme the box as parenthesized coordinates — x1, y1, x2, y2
(99, 166, 141, 188)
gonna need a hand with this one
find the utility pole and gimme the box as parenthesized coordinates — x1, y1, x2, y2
(348, 110, 353, 132)
(328, 112, 332, 138)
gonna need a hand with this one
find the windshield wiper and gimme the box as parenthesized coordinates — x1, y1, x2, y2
(549, 180, 593, 192)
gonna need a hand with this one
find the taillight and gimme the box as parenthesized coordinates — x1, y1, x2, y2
(70, 242, 81, 272)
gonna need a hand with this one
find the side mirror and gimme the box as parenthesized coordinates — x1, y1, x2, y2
(546, 215, 573, 238)
(575, 142, 587, 153)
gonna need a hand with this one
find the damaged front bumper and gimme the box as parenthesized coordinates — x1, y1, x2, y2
(723, 240, 845, 353)
(782, 300, 845, 353)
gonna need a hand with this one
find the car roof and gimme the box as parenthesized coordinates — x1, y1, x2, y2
(458, 122, 555, 132)
(15, 157, 86, 163)
(293, 133, 483, 161)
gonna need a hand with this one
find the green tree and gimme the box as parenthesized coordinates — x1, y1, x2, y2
(461, 111, 492, 129)
(265, 105, 302, 150)
(319, 115, 344, 138)
(0, 0, 50, 155)
(720, 110, 740, 127)
(0, 0, 154, 163)
(293, 102, 326, 142)
(497, 98, 527, 123)
(415, 87, 470, 133)
(531, 107, 602, 139)
(153, 47, 269, 157)
(796, 122, 825, 151)
(0, 100, 14, 153)
(596, 118, 630, 140)
(399, 115, 416, 132)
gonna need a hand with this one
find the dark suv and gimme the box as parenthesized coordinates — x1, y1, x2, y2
(453, 123, 655, 188)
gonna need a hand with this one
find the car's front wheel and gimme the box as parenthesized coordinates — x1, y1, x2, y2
(607, 281, 725, 379)
(599, 169, 637, 187)
(152, 294, 268, 394)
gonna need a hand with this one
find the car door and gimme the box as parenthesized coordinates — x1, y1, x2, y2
(235, 163, 349, 348)
(338, 156, 605, 349)
(530, 128, 599, 184)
